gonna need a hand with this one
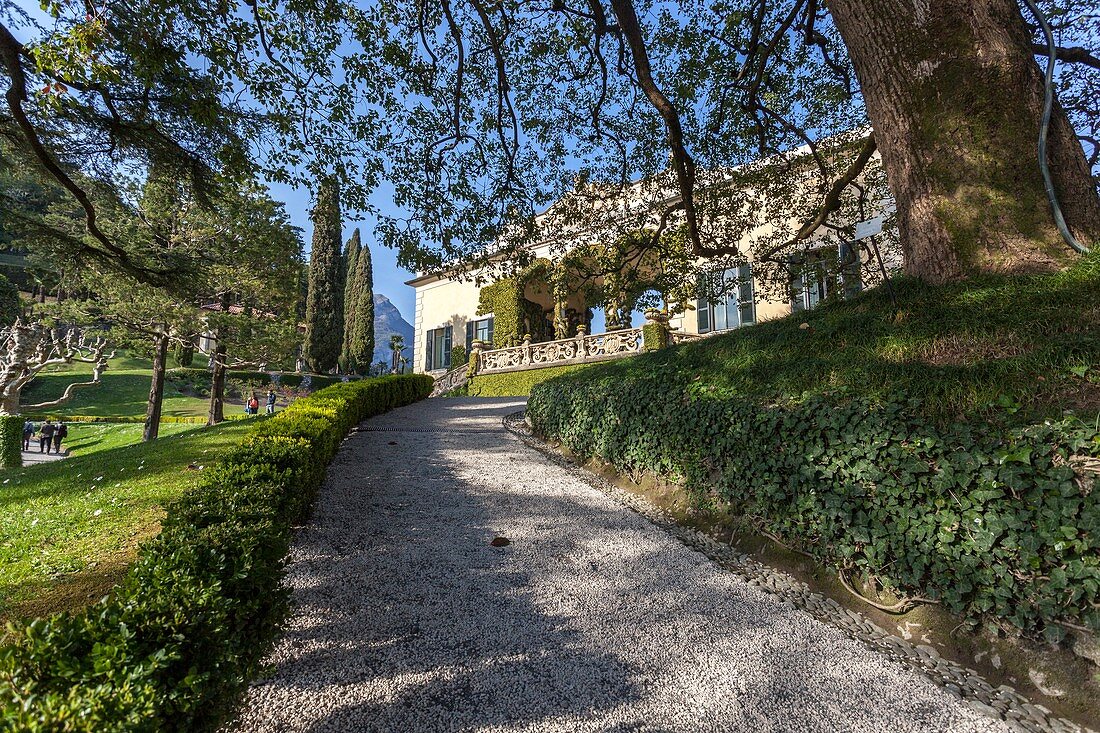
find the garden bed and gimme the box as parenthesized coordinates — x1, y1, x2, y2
(527, 257, 1100, 646)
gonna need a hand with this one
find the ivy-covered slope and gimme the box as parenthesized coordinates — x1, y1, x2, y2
(527, 255, 1100, 640)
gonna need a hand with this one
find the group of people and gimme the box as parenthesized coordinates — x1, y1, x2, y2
(22, 419, 68, 454)
(244, 389, 278, 416)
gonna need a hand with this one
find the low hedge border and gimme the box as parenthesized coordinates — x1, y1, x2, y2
(0, 373, 433, 731)
(465, 363, 596, 397)
(20, 414, 250, 425)
(0, 415, 22, 468)
(528, 376, 1100, 641)
(166, 368, 351, 392)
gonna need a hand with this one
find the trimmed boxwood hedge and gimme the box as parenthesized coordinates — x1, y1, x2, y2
(23, 414, 249, 425)
(166, 368, 351, 392)
(0, 414, 22, 468)
(0, 373, 433, 731)
(466, 363, 596, 397)
(528, 376, 1100, 641)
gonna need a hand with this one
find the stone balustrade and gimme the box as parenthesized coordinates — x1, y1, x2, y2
(477, 326, 643, 374)
(429, 364, 470, 397)
(431, 311, 675, 395)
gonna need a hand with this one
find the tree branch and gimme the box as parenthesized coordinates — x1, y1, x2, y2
(0, 22, 161, 285)
(21, 358, 109, 410)
(1034, 42, 1100, 70)
(792, 133, 876, 241)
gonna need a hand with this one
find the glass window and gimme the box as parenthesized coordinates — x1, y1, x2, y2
(791, 244, 861, 312)
(698, 265, 755, 334)
(465, 316, 494, 353)
(426, 326, 452, 370)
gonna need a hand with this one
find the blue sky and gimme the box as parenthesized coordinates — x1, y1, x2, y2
(265, 181, 418, 324)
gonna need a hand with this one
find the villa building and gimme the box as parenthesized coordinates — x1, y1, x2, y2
(407, 146, 895, 376)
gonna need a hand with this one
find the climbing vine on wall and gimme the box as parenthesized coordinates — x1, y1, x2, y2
(477, 259, 554, 346)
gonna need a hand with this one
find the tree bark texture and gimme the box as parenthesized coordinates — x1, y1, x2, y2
(827, 0, 1100, 282)
(143, 329, 167, 442)
(207, 342, 227, 426)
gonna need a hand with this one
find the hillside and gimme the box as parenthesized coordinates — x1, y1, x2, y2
(538, 255, 1100, 422)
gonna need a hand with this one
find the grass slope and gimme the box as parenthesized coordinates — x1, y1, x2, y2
(20, 353, 211, 418)
(0, 419, 254, 622)
(564, 256, 1100, 422)
(62, 422, 205, 457)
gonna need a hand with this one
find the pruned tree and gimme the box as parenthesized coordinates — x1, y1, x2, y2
(0, 319, 110, 415)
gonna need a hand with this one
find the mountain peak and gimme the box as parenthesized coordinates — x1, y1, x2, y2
(371, 293, 414, 367)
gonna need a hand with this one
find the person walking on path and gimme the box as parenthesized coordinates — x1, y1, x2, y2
(22, 419, 34, 451)
(266, 389, 277, 415)
(52, 422, 67, 454)
(38, 420, 55, 454)
(248, 391, 260, 416)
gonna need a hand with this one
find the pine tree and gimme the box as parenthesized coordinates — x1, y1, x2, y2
(303, 178, 344, 373)
(340, 228, 362, 371)
(348, 238, 374, 374)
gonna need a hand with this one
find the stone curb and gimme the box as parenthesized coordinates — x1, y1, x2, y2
(502, 411, 1093, 733)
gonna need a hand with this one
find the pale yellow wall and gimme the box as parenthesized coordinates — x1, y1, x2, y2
(413, 276, 486, 374)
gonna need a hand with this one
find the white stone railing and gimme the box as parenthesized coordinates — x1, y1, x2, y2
(476, 327, 643, 374)
(429, 364, 469, 397)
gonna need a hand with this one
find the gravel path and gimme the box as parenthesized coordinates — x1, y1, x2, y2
(231, 397, 1010, 733)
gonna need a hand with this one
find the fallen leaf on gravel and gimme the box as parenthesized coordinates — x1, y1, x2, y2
(490, 537, 511, 547)
(388, 441, 398, 446)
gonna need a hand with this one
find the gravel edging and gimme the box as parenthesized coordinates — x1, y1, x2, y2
(503, 411, 1093, 733)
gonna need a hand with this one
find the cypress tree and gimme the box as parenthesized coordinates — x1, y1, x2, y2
(303, 178, 344, 373)
(348, 238, 374, 374)
(340, 228, 361, 371)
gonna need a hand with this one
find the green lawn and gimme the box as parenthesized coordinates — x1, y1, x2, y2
(555, 254, 1100, 422)
(62, 422, 203, 457)
(20, 353, 212, 419)
(0, 419, 255, 622)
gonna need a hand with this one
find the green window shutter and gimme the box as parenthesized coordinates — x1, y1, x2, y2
(738, 264, 756, 325)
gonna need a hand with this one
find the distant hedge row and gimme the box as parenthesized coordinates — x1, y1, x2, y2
(0, 373, 433, 731)
(23, 414, 248, 425)
(166, 368, 351, 391)
(464, 363, 595, 397)
(528, 376, 1100, 640)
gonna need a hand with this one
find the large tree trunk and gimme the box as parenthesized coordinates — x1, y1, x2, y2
(827, 0, 1100, 283)
(142, 328, 167, 442)
(207, 341, 227, 426)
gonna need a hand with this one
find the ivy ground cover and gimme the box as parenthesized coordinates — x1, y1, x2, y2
(528, 256, 1100, 641)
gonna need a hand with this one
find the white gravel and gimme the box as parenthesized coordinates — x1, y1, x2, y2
(230, 397, 1010, 733)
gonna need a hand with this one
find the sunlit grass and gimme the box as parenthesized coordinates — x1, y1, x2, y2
(0, 419, 255, 622)
(565, 253, 1100, 422)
